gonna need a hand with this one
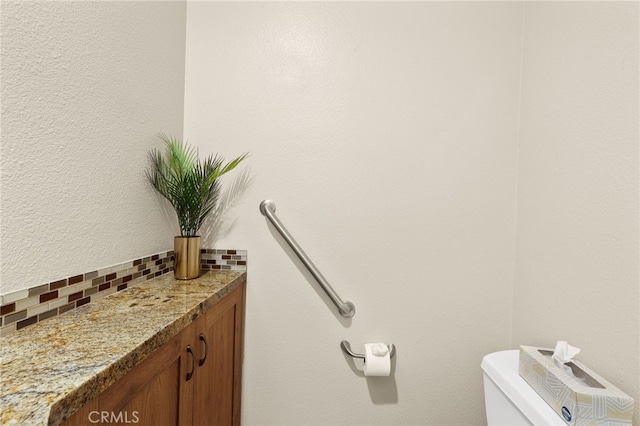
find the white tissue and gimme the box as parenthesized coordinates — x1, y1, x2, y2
(552, 341, 580, 376)
(363, 343, 391, 376)
(552, 341, 581, 364)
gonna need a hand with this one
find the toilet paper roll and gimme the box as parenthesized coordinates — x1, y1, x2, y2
(363, 343, 391, 376)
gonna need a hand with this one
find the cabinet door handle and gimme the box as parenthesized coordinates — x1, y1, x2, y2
(186, 345, 195, 381)
(198, 333, 208, 366)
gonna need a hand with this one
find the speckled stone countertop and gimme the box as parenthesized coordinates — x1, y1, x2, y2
(0, 270, 246, 426)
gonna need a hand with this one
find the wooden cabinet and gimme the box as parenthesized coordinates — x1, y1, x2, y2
(62, 282, 245, 426)
(99, 327, 192, 426)
(192, 284, 245, 426)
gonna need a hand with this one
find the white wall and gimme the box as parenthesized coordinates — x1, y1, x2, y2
(184, 2, 523, 424)
(3, 1, 636, 424)
(512, 1, 639, 422)
(0, 1, 186, 295)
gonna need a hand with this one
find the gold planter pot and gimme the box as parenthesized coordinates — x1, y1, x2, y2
(174, 236, 201, 280)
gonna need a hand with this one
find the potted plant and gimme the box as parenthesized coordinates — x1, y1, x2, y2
(147, 133, 247, 279)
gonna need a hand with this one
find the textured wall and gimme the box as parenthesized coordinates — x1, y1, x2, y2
(184, 2, 523, 424)
(512, 1, 639, 421)
(1, 1, 186, 295)
(4, 1, 636, 424)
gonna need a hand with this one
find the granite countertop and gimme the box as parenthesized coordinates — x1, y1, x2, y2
(0, 270, 246, 426)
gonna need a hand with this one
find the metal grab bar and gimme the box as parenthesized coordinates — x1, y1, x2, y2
(260, 200, 356, 318)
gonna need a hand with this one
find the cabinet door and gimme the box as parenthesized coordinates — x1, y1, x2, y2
(193, 283, 245, 426)
(98, 327, 195, 426)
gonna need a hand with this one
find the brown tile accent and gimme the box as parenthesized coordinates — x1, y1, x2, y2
(17, 316, 38, 330)
(68, 291, 84, 303)
(69, 274, 83, 285)
(76, 297, 91, 307)
(1, 303, 16, 316)
(59, 303, 75, 314)
(84, 271, 99, 280)
(50, 279, 67, 290)
(0, 249, 236, 336)
(39, 309, 59, 321)
(40, 290, 59, 303)
(28, 284, 50, 297)
(238, 261, 247, 266)
(5, 310, 27, 324)
(222, 255, 231, 260)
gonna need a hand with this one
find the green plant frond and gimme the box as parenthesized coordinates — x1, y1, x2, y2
(146, 135, 248, 237)
(216, 153, 249, 178)
(147, 149, 174, 202)
(159, 133, 198, 180)
(195, 175, 221, 228)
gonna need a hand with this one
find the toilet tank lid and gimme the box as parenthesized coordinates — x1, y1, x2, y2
(482, 350, 564, 426)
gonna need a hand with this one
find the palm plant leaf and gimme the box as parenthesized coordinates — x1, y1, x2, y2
(146, 134, 247, 237)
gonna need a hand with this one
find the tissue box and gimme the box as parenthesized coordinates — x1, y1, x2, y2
(519, 346, 634, 425)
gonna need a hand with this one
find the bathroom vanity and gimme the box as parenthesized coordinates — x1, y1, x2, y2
(0, 270, 246, 426)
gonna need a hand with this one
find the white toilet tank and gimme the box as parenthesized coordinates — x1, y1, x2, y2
(482, 350, 565, 426)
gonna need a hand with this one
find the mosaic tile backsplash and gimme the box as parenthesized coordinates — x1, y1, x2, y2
(0, 249, 247, 337)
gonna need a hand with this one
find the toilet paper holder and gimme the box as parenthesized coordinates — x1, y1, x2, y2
(340, 340, 396, 360)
